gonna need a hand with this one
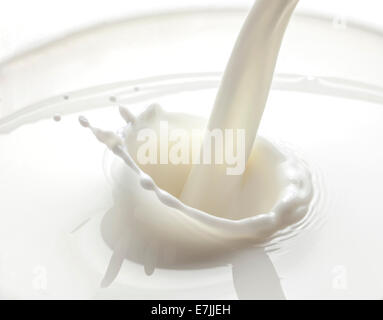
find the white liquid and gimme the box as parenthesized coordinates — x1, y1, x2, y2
(74, 0, 313, 289)
(2, 80, 383, 298)
(181, 0, 300, 217)
(78, 104, 312, 290)
(9, 0, 383, 300)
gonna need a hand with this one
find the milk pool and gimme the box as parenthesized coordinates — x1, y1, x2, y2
(0, 5, 383, 299)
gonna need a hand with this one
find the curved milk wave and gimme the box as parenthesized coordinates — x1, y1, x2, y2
(79, 107, 313, 243)
(76, 0, 313, 290)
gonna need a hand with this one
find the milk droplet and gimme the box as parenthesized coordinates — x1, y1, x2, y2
(119, 106, 136, 124)
(78, 116, 90, 128)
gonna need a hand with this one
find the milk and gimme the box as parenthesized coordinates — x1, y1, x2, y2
(76, 0, 311, 289)
(180, 0, 300, 217)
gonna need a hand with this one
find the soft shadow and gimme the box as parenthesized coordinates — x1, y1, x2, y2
(232, 247, 285, 300)
(97, 206, 286, 299)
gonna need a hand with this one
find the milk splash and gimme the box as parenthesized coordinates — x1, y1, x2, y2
(78, 104, 313, 288)
(77, 0, 313, 292)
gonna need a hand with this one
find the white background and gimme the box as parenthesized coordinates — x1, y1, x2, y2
(1, 0, 383, 62)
